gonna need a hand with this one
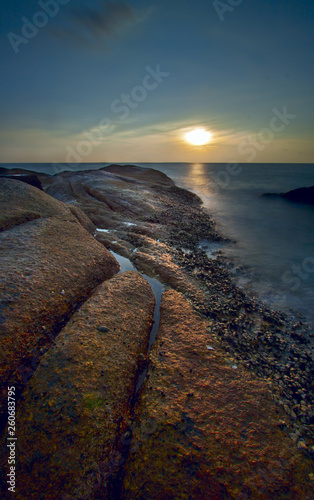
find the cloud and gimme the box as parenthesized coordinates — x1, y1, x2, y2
(50, 1, 142, 49)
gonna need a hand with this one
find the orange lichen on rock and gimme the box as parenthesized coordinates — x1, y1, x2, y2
(122, 290, 314, 499)
(0, 179, 120, 432)
(0, 271, 155, 499)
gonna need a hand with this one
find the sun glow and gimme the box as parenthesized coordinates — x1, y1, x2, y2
(185, 128, 213, 146)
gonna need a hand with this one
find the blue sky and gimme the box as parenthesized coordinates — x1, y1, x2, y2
(0, 0, 313, 163)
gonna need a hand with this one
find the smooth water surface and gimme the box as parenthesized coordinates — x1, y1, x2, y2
(138, 163, 314, 321)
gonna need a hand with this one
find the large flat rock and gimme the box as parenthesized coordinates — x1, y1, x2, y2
(0, 179, 119, 430)
(0, 271, 155, 499)
(40, 165, 220, 245)
(122, 290, 314, 499)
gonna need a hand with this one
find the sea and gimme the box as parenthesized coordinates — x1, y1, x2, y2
(2, 162, 314, 325)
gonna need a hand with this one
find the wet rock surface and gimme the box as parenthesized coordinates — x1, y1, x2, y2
(121, 290, 314, 499)
(0, 177, 95, 234)
(174, 250, 314, 445)
(1, 164, 314, 498)
(0, 177, 74, 231)
(40, 164, 222, 246)
(40, 165, 222, 310)
(40, 165, 314, 465)
(0, 272, 155, 500)
(0, 179, 119, 432)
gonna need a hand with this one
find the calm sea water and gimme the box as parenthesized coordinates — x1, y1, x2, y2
(2, 162, 314, 323)
(140, 163, 314, 323)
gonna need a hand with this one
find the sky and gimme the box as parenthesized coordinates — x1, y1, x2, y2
(0, 0, 313, 164)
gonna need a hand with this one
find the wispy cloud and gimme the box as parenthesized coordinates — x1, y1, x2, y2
(49, 1, 146, 50)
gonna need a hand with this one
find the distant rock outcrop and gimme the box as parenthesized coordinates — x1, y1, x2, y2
(263, 186, 314, 205)
(281, 186, 314, 205)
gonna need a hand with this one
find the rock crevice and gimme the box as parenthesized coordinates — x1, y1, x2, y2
(0, 271, 155, 499)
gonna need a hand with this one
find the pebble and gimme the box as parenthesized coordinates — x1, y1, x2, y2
(97, 326, 109, 333)
(297, 440, 307, 450)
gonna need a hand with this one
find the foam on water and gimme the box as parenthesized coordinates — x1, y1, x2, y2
(198, 240, 226, 260)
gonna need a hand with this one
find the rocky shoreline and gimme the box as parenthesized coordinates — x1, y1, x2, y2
(0, 164, 313, 499)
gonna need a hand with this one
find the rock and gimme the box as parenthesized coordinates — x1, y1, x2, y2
(0, 178, 93, 233)
(68, 205, 96, 235)
(132, 250, 207, 309)
(40, 167, 166, 224)
(39, 166, 223, 311)
(104, 163, 175, 187)
(1, 163, 313, 497)
(262, 186, 314, 206)
(35, 167, 314, 438)
(96, 231, 136, 259)
(281, 186, 314, 205)
(39, 164, 221, 312)
(0, 272, 155, 500)
(121, 290, 314, 499)
(0, 167, 48, 176)
(0, 179, 119, 432)
(0, 174, 43, 190)
(39, 165, 220, 245)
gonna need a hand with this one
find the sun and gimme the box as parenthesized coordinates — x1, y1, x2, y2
(185, 128, 213, 146)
